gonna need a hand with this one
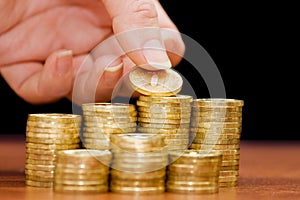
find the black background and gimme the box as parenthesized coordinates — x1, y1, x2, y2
(0, 2, 298, 139)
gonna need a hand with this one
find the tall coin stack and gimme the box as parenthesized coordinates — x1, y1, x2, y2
(110, 133, 168, 194)
(167, 150, 222, 194)
(25, 114, 81, 188)
(189, 98, 244, 187)
(54, 149, 112, 193)
(81, 103, 137, 150)
(137, 95, 192, 151)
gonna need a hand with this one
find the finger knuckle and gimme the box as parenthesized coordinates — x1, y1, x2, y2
(132, 0, 158, 20)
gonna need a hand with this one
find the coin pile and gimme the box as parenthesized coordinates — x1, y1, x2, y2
(110, 133, 168, 194)
(81, 103, 137, 150)
(167, 150, 222, 194)
(189, 98, 244, 187)
(25, 114, 81, 188)
(137, 95, 192, 151)
(54, 149, 112, 193)
(129, 68, 183, 96)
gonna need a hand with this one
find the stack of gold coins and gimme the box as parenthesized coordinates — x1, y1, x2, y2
(137, 95, 192, 151)
(110, 133, 168, 194)
(189, 98, 244, 187)
(167, 150, 222, 194)
(81, 103, 137, 150)
(54, 149, 112, 193)
(25, 114, 81, 188)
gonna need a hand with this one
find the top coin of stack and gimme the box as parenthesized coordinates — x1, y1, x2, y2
(129, 67, 183, 96)
(81, 103, 137, 150)
(137, 95, 193, 151)
(189, 98, 244, 187)
(110, 133, 168, 194)
(25, 113, 82, 188)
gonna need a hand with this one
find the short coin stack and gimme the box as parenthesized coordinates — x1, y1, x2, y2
(167, 150, 222, 194)
(54, 149, 112, 193)
(25, 114, 81, 188)
(189, 98, 244, 187)
(137, 95, 192, 151)
(81, 103, 137, 150)
(110, 133, 168, 194)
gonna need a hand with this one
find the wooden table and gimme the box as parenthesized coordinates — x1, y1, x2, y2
(0, 134, 300, 200)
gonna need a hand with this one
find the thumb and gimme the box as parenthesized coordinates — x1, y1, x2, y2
(102, 0, 172, 71)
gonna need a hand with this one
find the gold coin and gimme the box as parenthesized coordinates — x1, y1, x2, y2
(138, 122, 190, 129)
(110, 133, 165, 146)
(136, 100, 191, 108)
(56, 149, 112, 163)
(138, 106, 191, 113)
(129, 67, 182, 96)
(26, 158, 56, 165)
(168, 171, 219, 177)
(84, 122, 137, 128)
(83, 127, 136, 134)
(138, 112, 191, 119)
(25, 163, 55, 171)
(82, 103, 136, 112)
(215, 149, 240, 155)
(164, 134, 189, 140)
(191, 122, 242, 129)
(167, 175, 219, 182)
(193, 133, 241, 140)
(167, 145, 189, 151)
(138, 127, 189, 134)
(26, 127, 80, 134)
(111, 163, 167, 173)
(192, 111, 242, 117)
(166, 180, 218, 187)
(83, 110, 138, 117)
(221, 165, 239, 170)
(26, 121, 81, 129)
(110, 168, 166, 180)
(54, 179, 107, 186)
(28, 113, 81, 123)
(219, 175, 239, 182)
(168, 164, 221, 174)
(26, 132, 79, 139)
(25, 169, 54, 178)
(55, 166, 109, 174)
(26, 148, 58, 155)
(138, 117, 190, 124)
(82, 132, 109, 139)
(26, 137, 80, 144)
(110, 184, 165, 194)
(113, 157, 169, 166)
(54, 184, 108, 193)
(83, 143, 110, 150)
(26, 153, 56, 161)
(190, 127, 242, 134)
(169, 150, 222, 161)
(189, 144, 240, 150)
(25, 142, 80, 150)
(192, 106, 242, 112)
(219, 170, 239, 177)
(139, 95, 193, 103)
(166, 184, 218, 194)
(26, 180, 53, 188)
(192, 116, 242, 123)
(111, 179, 165, 187)
(193, 99, 244, 107)
(82, 138, 110, 145)
(26, 174, 53, 182)
(221, 160, 240, 167)
(165, 139, 189, 145)
(54, 172, 107, 180)
(113, 151, 168, 159)
(84, 116, 137, 123)
(219, 181, 238, 187)
(191, 138, 240, 145)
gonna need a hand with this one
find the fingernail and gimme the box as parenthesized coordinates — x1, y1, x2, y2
(143, 39, 172, 70)
(104, 63, 123, 85)
(104, 63, 123, 72)
(57, 50, 72, 76)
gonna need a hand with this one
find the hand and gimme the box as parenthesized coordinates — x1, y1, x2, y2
(0, 0, 185, 104)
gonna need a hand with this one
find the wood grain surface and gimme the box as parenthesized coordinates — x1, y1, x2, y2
(0, 135, 299, 200)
